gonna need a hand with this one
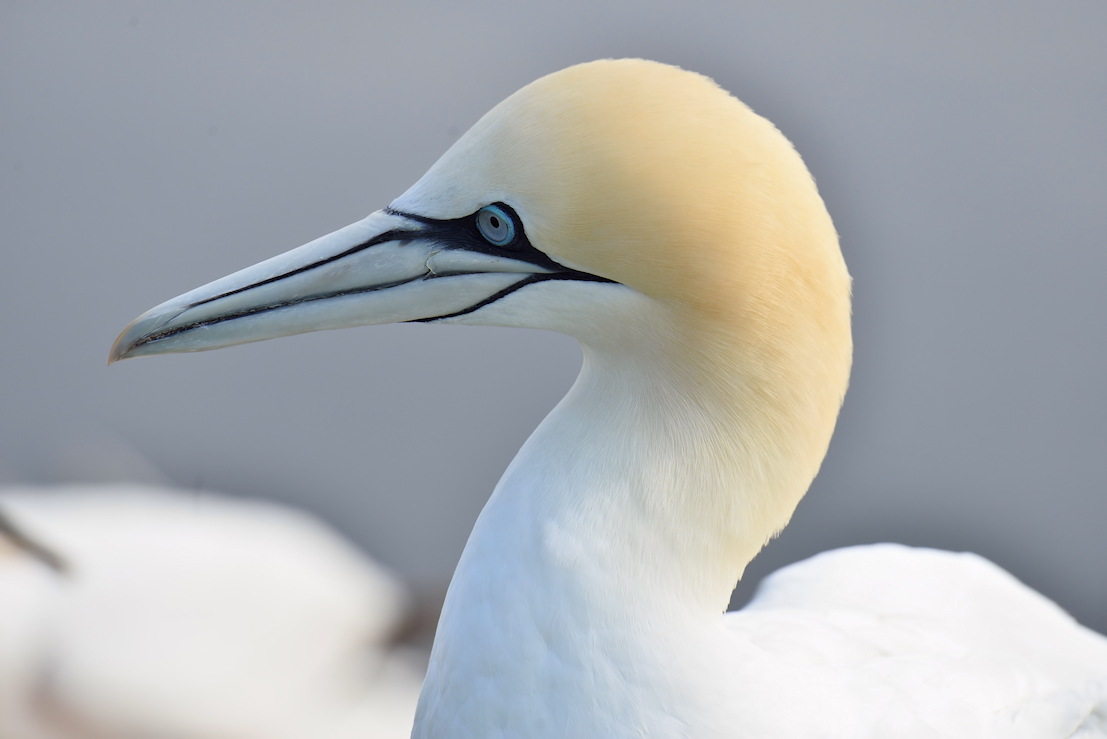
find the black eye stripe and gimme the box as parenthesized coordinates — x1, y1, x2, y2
(384, 202, 565, 270)
(383, 202, 617, 320)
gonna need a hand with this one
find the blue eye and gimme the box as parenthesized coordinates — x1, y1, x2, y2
(476, 205, 516, 246)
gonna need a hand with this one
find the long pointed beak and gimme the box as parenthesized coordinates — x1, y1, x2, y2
(108, 209, 554, 363)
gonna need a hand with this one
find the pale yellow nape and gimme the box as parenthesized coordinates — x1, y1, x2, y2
(400, 59, 852, 572)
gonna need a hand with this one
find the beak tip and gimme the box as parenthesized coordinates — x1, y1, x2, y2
(106, 344, 126, 366)
(108, 321, 142, 365)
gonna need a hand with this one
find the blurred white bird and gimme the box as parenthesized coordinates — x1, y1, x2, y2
(0, 486, 424, 739)
(110, 59, 1107, 737)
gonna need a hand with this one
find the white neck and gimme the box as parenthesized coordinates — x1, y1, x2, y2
(412, 319, 777, 736)
(408, 269, 850, 736)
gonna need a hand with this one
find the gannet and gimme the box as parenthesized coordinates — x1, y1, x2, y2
(0, 486, 423, 739)
(109, 59, 1107, 738)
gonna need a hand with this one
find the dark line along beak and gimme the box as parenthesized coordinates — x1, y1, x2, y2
(109, 207, 610, 363)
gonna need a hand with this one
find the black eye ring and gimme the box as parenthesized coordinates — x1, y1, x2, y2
(476, 204, 516, 246)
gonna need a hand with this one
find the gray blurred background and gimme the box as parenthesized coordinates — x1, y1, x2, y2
(2, 2, 1104, 632)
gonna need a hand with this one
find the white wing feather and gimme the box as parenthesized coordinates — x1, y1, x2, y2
(725, 545, 1107, 738)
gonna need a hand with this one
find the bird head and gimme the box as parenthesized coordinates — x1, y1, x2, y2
(110, 60, 851, 538)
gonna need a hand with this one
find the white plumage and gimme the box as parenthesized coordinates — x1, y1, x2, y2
(731, 546, 1107, 736)
(107, 59, 1107, 737)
